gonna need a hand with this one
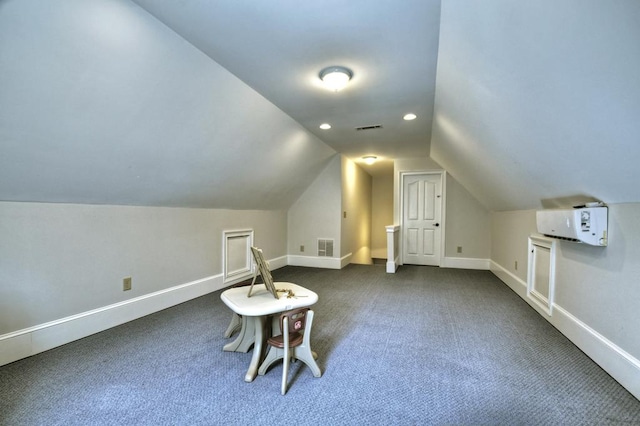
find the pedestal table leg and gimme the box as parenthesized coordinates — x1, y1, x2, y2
(244, 315, 266, 382)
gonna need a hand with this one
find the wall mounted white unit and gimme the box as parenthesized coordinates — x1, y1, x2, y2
(536, 207, 608, 246)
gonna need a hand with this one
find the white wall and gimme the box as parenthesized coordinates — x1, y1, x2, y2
(371, 173, 394, 259)
(0, 0, 336, 210)
(431, 0, 640, 211)
(0, 201, 287, 364)
(287, 155, 342, 267)
(445, 176, 491, 259)
(490, 204, 640, 399)
(341, 157, 372, 265)
(490, 210, 536, 281)
(393, 157, 491, 268)
(287, 155, 372, 267)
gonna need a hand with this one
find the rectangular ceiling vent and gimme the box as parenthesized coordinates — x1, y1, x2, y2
(318, 239, 334, 257)
(355, 124, 383, 131)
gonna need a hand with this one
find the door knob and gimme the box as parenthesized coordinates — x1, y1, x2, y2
(434, 223, 440, 227)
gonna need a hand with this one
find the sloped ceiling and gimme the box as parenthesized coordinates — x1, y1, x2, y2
(0, 0, 336, 209)
(2, 0, 638, 212)
(131, 0, 441, 177)
(431, 1, 640, 211)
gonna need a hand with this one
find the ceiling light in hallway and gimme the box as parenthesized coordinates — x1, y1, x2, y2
(319, 66, 353, 92)
(362, 155, 377, 165)
(319, 123, 331, 130)
(403, 113, 417, 121)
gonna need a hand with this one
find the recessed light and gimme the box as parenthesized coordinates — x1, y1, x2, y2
(403, 113, 417, 121)
(319, 123, 331, 130)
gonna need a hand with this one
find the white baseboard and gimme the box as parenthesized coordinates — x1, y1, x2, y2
(267, 255, 288, 270)
(340, 253, 352, 268)
(0, 274, 231, 367)
(12, 255, 638, 401)
(490, 260, 527, 299)
(386, 256, 399, 273)
(287, 254, 349, 269)
(0, 253, 299, 367)
(442, 256, 490, 270)
(490, 260, 640, 400)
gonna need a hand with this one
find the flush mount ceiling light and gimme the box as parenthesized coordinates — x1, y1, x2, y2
(362, 155, 377, 165)
(319, 123, 331, 130)
(319, 66, 353, 92)
(403, 113, 417, 121)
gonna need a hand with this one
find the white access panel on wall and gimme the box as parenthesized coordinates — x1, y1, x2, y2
(223, 229, 254, 284)
(527, 235, 556, 316)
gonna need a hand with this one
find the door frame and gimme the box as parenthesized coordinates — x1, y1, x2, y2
(399, 171, 447, 266)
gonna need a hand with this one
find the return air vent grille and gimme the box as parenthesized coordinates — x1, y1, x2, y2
(355, 124, 383, 131)
(318, 239, 334, 257)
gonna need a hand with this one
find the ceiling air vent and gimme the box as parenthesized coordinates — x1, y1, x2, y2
(355, 124, 383, 131)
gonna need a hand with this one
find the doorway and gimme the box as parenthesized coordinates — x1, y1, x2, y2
(401, 172, 443, 266)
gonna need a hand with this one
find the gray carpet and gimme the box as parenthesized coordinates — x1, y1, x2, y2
(1, 265, 639, 425)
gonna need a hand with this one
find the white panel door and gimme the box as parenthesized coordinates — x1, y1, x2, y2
(402, 173, 442, 266)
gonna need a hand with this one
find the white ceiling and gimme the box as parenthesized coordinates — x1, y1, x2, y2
(2, 0, 638, 211)
(0, 0, 337, 209)
(132, 0, 442, 176)
(431, 0, 640, 210)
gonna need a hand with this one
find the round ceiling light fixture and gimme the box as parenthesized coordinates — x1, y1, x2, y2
(403, 113, 417, 121)
(319, 66, 353, 92)
(319, 123, 331, 130)
(362, 155, 377, 165)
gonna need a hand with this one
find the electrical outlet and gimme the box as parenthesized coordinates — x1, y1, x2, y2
(123, 276, 132, 291)
(457, 246, 462, 253)
(343, 211, 347, 218)
(514, 261, 518, 271)
(300, 245, 304, 252)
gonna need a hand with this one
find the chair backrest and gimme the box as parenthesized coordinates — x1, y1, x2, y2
(250, 246, 278, 298)
(281, 308, 309, 335)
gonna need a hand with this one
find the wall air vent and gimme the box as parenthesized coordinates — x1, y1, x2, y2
(355, 124, 383, 131)
(318, 239, 334, 257)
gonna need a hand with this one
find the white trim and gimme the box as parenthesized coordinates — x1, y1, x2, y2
(386, 225, 400, 273)
(0, 274, 226, 367)
(0, 254, 330, 365)
(440, 172, 447, 264)
(0, 253, 288, 367)
(222, 229, 254, 284)
(552, 305, 640, 399)
(490, 260, 527, 298)
(490, 260, 640, 400)
(527, 235, 556, 316)
(265, 255, 288, 271)
(287, 254, 349, 269)
(441, 256, 490, 270)
(386, 260, 398, 273)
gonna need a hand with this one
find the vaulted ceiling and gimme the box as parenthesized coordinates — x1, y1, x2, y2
(131, 0, 442, 176)
(432, 1, 640, 211)
(1, 0, 639, 212)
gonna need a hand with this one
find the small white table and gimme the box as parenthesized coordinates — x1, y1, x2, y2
(220, 282, 318, 382)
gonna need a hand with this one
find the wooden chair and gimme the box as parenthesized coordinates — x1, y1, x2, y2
(258, 307, 322, 395)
